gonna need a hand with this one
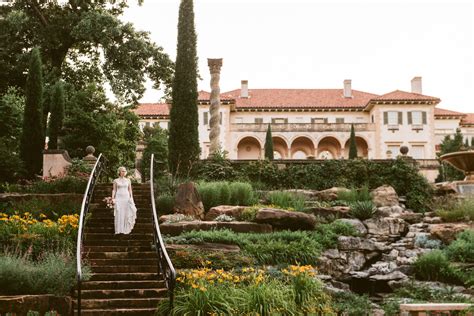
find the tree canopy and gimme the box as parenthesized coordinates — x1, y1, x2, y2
(0, 0, 174, 103)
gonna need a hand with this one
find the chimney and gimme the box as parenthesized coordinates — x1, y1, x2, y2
(411, 76, 422, 94)
(343, 79, 352, 98)
(241, 80, 249, 98)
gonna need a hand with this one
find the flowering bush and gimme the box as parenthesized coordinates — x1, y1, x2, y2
(158, 264, 335, 315)
(0, 212, 78, 258)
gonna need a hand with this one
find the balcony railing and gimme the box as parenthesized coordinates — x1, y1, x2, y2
(230, 122, 375, 132)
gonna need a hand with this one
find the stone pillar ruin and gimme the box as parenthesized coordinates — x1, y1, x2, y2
(207, 58, 223, 157)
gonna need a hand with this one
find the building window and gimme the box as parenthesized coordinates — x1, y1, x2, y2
(203, 112, 209, 125)
(271, 118, 288, 124)
(254, 118, 263, 124)
(384, 111, 402, 129)
(411, 145, 425, 159)
(311, 118, 328, 123)
(335, 118, 345, 123)
(408, 111, 427, 128)
(371, 115, 374, 123)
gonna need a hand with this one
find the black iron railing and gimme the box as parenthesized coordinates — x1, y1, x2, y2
(150, 153, 176, 309)
(75, 153, 106, 315)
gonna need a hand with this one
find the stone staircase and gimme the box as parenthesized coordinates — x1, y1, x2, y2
(73, 183, 167, 315)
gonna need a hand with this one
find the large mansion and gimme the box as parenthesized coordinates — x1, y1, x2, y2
(134, 77, 473, 163)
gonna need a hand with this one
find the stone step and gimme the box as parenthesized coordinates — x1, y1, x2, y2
(73, 307, 158, 316)
(83, 246, 153, 253)
(86, 222, 154, 229)
(86, 218, 154, 225)
(89, 258, 158, 267)
(81, 280, 164, 290)
(91, 265, 157, 273)
(85, 227, 153, 234)
(86, 252, 157, 259)
(85, 233, 153, 241)
(78, 297, 163, 309)
(78, 288, 167, 299)
(83, 240, 154, 247)
(89, 273, 159, 282)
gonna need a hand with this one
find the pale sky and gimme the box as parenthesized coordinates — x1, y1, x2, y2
(122, 0, 474, 113)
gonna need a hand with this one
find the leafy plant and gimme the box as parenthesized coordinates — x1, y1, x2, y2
(333, 291, 373, 316)
(445, 230, 474, 263)
(435, 198, 474, 222)
(198, 181, 256, 212)
(413, 250, 463, 284)
(267, 191, 307, 212)
(414, 235, 442, 249)
(214, 214, 235, 222)
(155, 194, 175, 215)
(349, 201, 376, 220)
(338, 186, 371, 203)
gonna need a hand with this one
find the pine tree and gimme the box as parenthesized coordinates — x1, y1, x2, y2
(264, 124, 274, 160)
(168, 0, 200, 175)
(20, 48, 44, 178)
(48, 81, 65, 150)
(464, 138, 470, 149)
(349, 124, 358, 159)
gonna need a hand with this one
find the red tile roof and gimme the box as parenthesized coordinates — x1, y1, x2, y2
(222, 89, 379, 109)
(434, 108, 465, 117)
(198, 90, 235, 102)
(133, 103, 169, 116)
(373, 90, 440, 101)
(461, 113, 474, 125)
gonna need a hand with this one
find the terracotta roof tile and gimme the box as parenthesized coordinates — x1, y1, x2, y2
(133, 103, 169, 116)
(198, 90, 234, 101)
(461, 113, 474, 125)
(434, 108, 465, 117)
(222, 89, 378, 109)
(374, 90, 440, 101)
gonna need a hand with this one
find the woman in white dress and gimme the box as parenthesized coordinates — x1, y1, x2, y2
(112, 167, 137, 235)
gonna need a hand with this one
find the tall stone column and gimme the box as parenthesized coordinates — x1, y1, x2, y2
(207, 58, 223, 157)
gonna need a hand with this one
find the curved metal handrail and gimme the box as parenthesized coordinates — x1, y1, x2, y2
(76, 153, 105, 315)
(150, 153, 176, 309)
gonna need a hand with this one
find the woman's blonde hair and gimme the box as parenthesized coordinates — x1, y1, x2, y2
(117, 166, 127, 175)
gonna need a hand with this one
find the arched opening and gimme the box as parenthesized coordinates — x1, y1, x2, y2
(344, 137, 369, 158)
(237, 137, 262, 159)
(317, 137, 342, 159)
(290, 136, 315, 159)
(272, 136, 288, 159)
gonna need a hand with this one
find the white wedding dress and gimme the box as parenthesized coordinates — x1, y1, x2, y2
(113, 178, 137, 234)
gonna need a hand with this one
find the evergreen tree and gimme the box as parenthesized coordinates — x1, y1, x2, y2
(20, 48, 44, 178)
(464, 138, 470, 149)
(142, 126, 169, 181)
(348, 124, 358, 159)
(471, 137, 474, 148)
(168, 0, 200, 175)
(48, 81, 65, 150)
(264, 124, 274, 160)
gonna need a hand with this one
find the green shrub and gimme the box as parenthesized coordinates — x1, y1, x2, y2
(267, 191, 307, 212)
(198, 181, 256, 212)
(445, 230, 474, 263)
(338, 186, 371, 203)
(435, 198, 474, 222)
(413, 250, 463, 284)
(349, 201, 376, 220)
(170, 249, 255, 269)
(314, 221, 359, 249)
(239, 206, 259, 222)
(240, 280, 295, 315)
(333, 292, 373, 316)
(0, 252, 90, 295)
(3, 176, 87, 194)
(155, 194, 175, 215)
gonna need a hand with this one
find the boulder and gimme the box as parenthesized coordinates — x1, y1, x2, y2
(160, 221, 272, 236)
(338, 236, 387, 252)
(308, 206, 350, 219)
(371, 185, 399, 207)
(336, 218, 367, 235)
(255, 208, 316, 230)
(167, 242, 241, 253)
(396, 212, 424, 224)
(159, 214, 194, 224)
(364, 217, 408, 237)
(429, 223, 471, 244)
(173, 182, 205, 220)
(369, 271, 408, 281)
(205, 205, 248, 221)
(315, 187, 350, 201)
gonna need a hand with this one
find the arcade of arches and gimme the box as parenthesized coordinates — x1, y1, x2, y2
(236, 136, 369, 159)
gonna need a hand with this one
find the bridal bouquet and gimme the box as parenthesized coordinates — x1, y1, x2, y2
(103, 197, 114, 209)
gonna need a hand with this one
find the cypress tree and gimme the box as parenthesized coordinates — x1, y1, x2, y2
(349, 124, 358, 159)
(168, 0, 200, 175)
(20, 48, 44, 178)
(264, 124, 274, 160)
(464, 138, 470, 149)
(48, 81, 65, 150)
(471, 137, 474, 148)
